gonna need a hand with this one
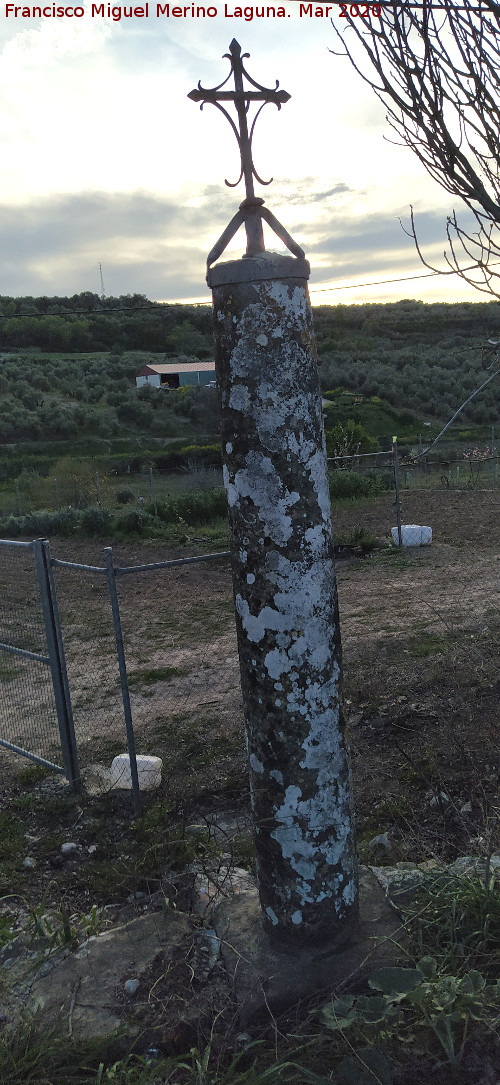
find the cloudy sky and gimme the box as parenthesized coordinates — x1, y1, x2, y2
(0, 3, 485, 305)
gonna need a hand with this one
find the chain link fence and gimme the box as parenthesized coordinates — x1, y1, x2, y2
(0, 538, 242, 811)
(46, 547, 241, 811)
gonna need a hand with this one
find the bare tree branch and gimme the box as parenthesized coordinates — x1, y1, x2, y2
(330, 0, 500, 297)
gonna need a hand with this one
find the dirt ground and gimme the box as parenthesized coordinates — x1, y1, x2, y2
(1, 487, 500, 1083)
(1, 486, 499, 854)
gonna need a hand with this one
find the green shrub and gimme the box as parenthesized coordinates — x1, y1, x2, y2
(114, 508, 155, 535)
(151, 488, 227, 525)
(80, 506, 112, 537)
(0, 507, 80, 538)
(179, 442, 222, 467)
(325, 420, 380, 458)
(115, 486, 135, 504)
(328, 470, 387, 501)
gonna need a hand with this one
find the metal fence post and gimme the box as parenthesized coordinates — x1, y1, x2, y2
(149, 467, 159, 525)
(104, 546, 141, 816)
(392, 439, 403, 548)
(33, 538, 80, 788)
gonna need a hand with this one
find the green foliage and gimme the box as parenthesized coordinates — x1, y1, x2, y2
(323, 390, 420, 442)
(342, 527, 380, 553)
(115, 486, 136, 504)
(27, 900, 78, 951)
(0, 485, 227, 541)
(0, 345, 217, 445)
(405, 871, 500, 974)
(325, 419, 380, 457)
(16, 763, 50, 786)
(0, 812, 26, 890)
(321, 957, 500, 1065)
(94, 1045, 330, 1085)
(151, 488, 228, 526)
(0, 296, 498, 454)
(0, 293, 213, 354)
(26, 897, 107, 954)
(328, 470, 388, 501)
(113, 508, 153, 535)
(409, 632, 448, 658)
(0, 1025, 109, 1085)
(179, 443, 222, 467)
(80, 506, 113, 536)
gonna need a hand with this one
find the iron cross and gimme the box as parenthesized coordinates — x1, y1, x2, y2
(188, 39, 291, 255)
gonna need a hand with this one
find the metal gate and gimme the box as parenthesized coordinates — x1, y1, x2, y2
(0, 538, 79, 785)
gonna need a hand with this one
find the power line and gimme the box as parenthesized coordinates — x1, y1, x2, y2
(309, 268, 442, 294)
(1, 261, 499, 319)
(309, 258, 500, 295)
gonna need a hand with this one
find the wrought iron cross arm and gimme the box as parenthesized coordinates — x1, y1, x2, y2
(188, 89, 290, 104)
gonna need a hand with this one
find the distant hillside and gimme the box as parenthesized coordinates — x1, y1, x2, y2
(0, 294, 499, 442)
(315, 298, 500, 425)
(322, 390, 420, 445)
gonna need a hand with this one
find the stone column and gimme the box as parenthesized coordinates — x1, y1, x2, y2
(208, 251, 357, 947)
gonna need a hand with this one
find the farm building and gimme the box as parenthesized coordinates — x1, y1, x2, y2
(136, 361, 215, 389)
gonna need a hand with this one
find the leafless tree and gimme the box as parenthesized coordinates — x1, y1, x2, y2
(330, 1, 500, 297)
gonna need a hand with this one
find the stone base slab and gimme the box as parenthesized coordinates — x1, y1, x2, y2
(212, 866, 405, 1026)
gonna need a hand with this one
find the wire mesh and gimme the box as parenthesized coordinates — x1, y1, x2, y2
(51, 561, 123, 769)
(51, 551, 245, 799)
(0, 541, 62, 767)
(327, 448, 500, 491)
(114, 557, 244, 801)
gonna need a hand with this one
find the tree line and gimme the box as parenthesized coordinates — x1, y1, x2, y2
(0, 293, 213, 355)
(1, 294, 499, 444)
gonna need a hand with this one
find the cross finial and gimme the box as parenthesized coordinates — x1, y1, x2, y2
(188, 40, 294, 258)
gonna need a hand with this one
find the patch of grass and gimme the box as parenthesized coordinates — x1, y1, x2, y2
(127, 665, 189, 687)
(377, 796, 411, 821)
(152, 711, 191, 741)
(73, 859, 133, 900)
(372, 547, 420, 568)
(0, 812, 27, 892)
(172, 599, 235, 643)
(29, 791, 78, 819)
(399, 749, 440, 789)
(130, 799, 219, 873)
(409, 632, 449, 658)
(0, 1027, 322, 1085)
(10, 793, 35, 811)
(0, 1023, 129, 1085)
(0, 910, 16, 948)
(0, 812, 26, 862)
(86, 739, 127, 763)
(339, 527, 380, 554)
(406, 869, 500, 977)
(15, 763, 51, 787)
(0, 661, 20, 681)
(222, 772, 247, 794)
